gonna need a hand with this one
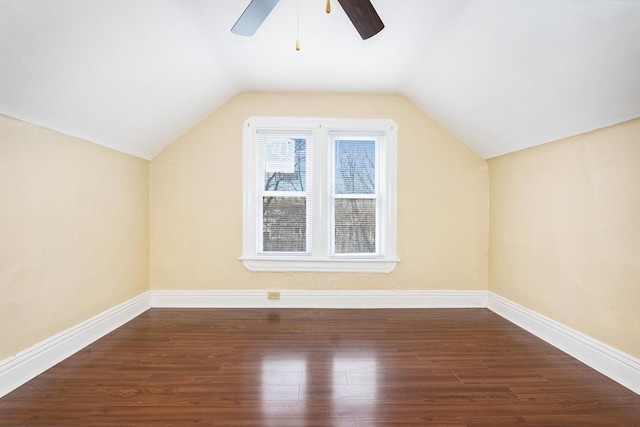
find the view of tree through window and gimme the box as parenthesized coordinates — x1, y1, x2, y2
(335, 140, 375, 194)
(243, 117, 397, 272)
(334, 198, 376, 253)
(264, 139, 306, 192)
(262, 138, 308, 252)
(333, 139, 377, 254)
(262, 196, 306, 252)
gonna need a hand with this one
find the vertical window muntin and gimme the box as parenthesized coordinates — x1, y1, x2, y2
(241, 117, 398, 273)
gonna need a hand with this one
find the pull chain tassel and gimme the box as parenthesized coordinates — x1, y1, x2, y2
(296, 0, 301, 51)
(326, 0, 331, 13)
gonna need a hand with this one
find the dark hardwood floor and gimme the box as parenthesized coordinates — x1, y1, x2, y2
(1, 308, 639, 426)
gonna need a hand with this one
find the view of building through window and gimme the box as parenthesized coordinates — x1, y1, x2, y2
(260, 137, 379, 255)
(262, 138, 308, 252)
(242, 117, 398, 273)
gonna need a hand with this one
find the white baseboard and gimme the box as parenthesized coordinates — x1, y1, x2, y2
(0, 292, 151, 398)
(0, 289, 484, 398)
(2, 290, 638, 399)
(487, 292, 640, 395)
(151, 289, 488, 309)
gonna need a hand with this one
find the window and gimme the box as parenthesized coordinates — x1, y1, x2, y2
(241, 117, 398, 273)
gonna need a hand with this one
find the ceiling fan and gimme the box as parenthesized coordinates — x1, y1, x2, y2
(231, 0, 384, 40)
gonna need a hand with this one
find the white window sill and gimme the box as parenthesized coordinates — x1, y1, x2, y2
(240, 257, 400, 273)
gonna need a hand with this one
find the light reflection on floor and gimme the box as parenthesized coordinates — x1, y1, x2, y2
(260, 352, 378, 421)
(332, 355, 378, 418)
(261, 356, 307, 421)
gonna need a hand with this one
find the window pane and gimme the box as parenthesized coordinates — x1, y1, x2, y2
(263, 196, 306, 252)
(335, 140, 375, 194)
(264, 139, 306, 191)
(334, 198, 376, 254)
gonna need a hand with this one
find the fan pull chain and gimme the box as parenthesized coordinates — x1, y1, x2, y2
(295, 0, 301, 51)
(326, 0, 331, 13)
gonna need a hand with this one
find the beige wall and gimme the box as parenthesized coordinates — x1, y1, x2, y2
(0, 115, 149, 359)
(4, 90, 638, 366)
(150, 93, 489, 291)
(488, 118, 640, 358)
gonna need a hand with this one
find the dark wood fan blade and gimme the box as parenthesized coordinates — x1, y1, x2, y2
(336, 0, 384, 40)
(231, 0, 280, 36)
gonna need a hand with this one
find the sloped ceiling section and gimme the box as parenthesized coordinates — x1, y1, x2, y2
(1, 0, 639, 159)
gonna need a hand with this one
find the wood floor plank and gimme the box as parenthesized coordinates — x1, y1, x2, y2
(0, 308, 639, 426)
(355, 418, 466, 427)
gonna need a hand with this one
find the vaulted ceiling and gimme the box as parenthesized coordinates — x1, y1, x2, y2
(1, 0, 639, 160)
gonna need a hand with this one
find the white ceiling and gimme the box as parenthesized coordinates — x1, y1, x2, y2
(1, 0, 639, 160)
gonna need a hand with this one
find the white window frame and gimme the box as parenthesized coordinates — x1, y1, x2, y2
(241, 116, 399, 273)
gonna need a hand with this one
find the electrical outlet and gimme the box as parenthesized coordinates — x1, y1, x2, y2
(267, 291, 280, 300)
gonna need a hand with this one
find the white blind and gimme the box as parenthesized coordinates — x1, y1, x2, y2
(256, 131, 313, 254)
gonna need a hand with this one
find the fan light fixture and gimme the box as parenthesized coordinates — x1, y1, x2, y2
(231, 0, 384, 51)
